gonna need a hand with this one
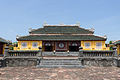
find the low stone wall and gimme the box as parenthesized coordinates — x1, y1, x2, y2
(6, 58, 38, 67)
(116, 58, 120, 67)
(2, 49, 119, 67)
(0, 60, 6, 67)
(3, 57, 120, 67)
(81, 58, 117, 67)
(42, 52, 79, 56)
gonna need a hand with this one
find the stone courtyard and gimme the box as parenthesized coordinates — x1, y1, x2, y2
(0, 67, 120, 80)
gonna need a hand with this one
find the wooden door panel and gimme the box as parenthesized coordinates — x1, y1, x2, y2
(55, 42, 67, 51)
(0, 43, 3, 54)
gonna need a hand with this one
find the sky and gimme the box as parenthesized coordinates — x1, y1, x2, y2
(0, 0, 120, 43)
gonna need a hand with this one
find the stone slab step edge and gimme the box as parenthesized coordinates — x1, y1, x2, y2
(37, 65, 84, 68)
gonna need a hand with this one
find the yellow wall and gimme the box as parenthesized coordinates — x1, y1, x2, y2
(2, 44, 6, 54)
(117, 45, 120, 55)
(81, 41, 109, 50)
(14, 41, 42, 50)
(14, 40, 109, 51)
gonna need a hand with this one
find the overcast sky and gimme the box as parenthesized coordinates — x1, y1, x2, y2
(0, 0, 120, 43)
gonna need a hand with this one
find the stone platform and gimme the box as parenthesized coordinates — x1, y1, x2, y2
(43, 56, 79, 59)
(0, 57, 5, 67)
(37, 59, 83, 68)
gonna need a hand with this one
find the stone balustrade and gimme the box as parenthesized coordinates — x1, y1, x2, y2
(8, 50, 39, 57)
(42, 52, 79, 56)
(5, 50, 117, 58)
(80, 50, 116, 57)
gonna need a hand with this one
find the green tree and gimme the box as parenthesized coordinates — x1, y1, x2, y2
(109, 41, 113, 50)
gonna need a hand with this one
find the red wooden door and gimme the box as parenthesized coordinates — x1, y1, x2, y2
(0, 43, 3, 54)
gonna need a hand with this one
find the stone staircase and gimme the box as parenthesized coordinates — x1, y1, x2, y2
(37, 59, 83, 68)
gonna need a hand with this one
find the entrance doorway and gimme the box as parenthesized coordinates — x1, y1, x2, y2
(69, 46, 79, 51)
(42, 41, 81, 52)
(0, 43, 3, 54)
(43, 41, 53, 52)
(69, 42, 80, 52)
(44, 46, 53, 51)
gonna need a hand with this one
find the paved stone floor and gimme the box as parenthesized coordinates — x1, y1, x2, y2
(0, 67, 120, 80)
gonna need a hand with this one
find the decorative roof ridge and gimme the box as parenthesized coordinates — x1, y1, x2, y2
(79, 27, 94, 33)
(87, 28, 95, 32)
(93, 34, 107, 39)
(16, 35, 30, 39)
(29, 34, 93, 36)
(0, 37, 6, 40)
(113, 40, 120, 43)
(112, 40, 120, 45)
(43, 24, 80, 27)
(29, 28, 44, 33)
(17, 34, 107, 41)
(18, 34, 106, 37)
(0, 37, 8, 43)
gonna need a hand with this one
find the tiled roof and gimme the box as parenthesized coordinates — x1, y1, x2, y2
(30, 25, 94, 34)
(0, 37, 8, 43)
(113, 40, 120, 45)
(17, 35, 106, 41)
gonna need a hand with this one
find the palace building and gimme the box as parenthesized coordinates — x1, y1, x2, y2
(113, 40, 120, 55)
(0, 37, 8, 56)
(14, 24, 109, 51)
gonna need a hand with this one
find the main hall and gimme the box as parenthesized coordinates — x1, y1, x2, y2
(14, 24, 109, 52)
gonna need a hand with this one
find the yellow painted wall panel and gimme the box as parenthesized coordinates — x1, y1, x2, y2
(15, 40, 108, 51)
(2, 44, 6, 54)
(117, 45, 120, 55)
(15, 41, 42, 50)
(81, 41, 108, 50)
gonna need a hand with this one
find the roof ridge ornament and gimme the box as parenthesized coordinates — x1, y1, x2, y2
(43, 23, 81, 27)
(16, 35, 20, 39)
(93, 34, 107, 39)
(28, 28, 33, 32)
(104, 35, 107, 38)
(88, 28, 95, 32)
(76, 22, 80, 27)
(43, 21, 48, 26)
(59, 23, 64, 26)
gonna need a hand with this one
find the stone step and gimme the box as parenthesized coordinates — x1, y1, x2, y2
(43, 57, 78, 59)
(40, 62, 81, 64)
(40, 59, 81, 61)
(40, 62, 81, 65)
(40, 60, 81, 63)
(40, 64, 80, 66)
(37, 65, 83, 68)
(37, 59, 83, 68)
(40, 63, 81, 65)
(0, 59, 6, 67)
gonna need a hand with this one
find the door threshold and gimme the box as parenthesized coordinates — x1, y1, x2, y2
(43, 56, 79, 59)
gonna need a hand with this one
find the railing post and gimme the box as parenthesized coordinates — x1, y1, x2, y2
(112, 47, 118, 57)
(67, 50, 69, 54)
(38, 47, 42, 57)
(113, 50, 118, 57)
(79, 47, 83, 57)
(4, 46, 9, 57)
(54, 50, 56, 54)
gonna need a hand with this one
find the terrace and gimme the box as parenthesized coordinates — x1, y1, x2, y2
(0, 46, 118, 68)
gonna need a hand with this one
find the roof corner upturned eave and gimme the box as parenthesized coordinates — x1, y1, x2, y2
(0, 37, 9, 43)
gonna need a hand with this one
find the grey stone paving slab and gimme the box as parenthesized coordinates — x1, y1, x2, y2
(0, 67, 120, 80)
